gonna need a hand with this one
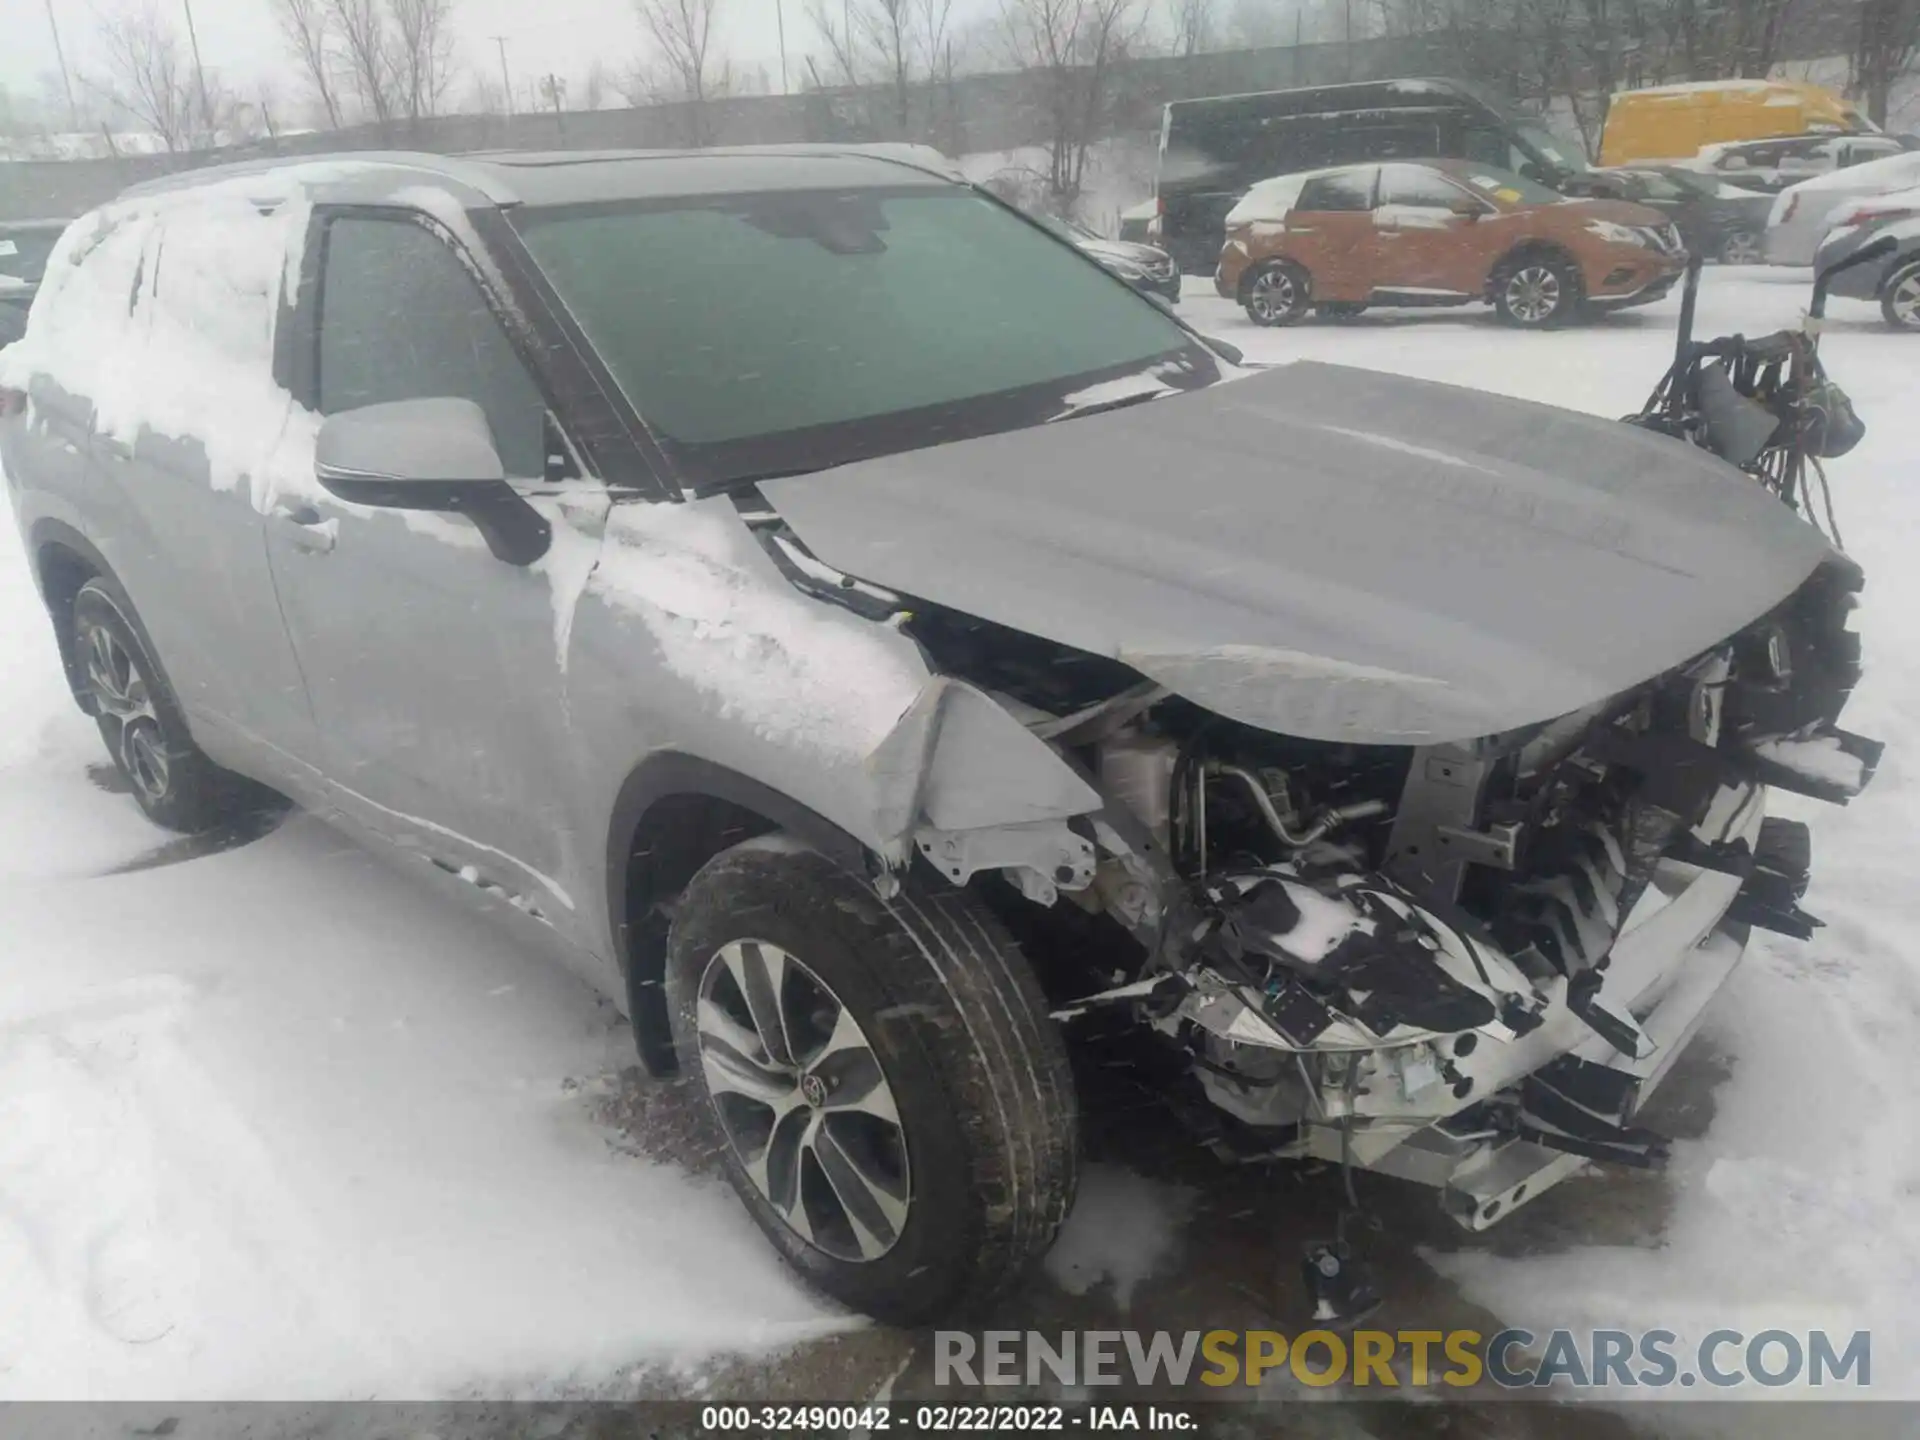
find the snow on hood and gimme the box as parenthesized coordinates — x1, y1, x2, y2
(1828, 184, 1920, 226)
(763, 362, 1833, 746)
(1780, 149, 1920, 196)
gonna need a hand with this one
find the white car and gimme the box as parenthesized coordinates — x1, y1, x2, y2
(1765, 149, 1920, 264)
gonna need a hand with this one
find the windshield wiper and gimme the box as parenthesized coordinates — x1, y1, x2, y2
(1046, 387, 1175, 424)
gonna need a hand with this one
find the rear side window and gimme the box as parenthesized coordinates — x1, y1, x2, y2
(1297, 170, 1377, 212)
(147, 204, 283, 376)
(318, 215, 546, 478)
(23, 212, 150, 349)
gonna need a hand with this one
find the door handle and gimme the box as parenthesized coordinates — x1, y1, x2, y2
(273, 503, 336, 553)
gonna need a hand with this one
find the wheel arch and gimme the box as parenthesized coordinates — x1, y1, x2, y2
(606, 751, 877, 1076)
(1238, 253, 1311, 301)
(1486, 237, 1585, 296)
(28, 520, 120, 713)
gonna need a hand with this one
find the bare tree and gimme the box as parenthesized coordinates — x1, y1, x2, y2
(635, 0, 726, 120)
(999, 0, 1147, 212)
(803, 0, 866, 86)
(1166, 0, 1216, 55)
(325, 0, 398, 123)
(271, 0, 343, 128)
(582, 58, 613, 110)
(90, 7, 205, 151)
(1851, 0, 1920, 126)
(389, 0, 457, 121)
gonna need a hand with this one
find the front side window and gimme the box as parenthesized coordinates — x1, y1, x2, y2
(1297, 170, 1377, 212)
(1379, 164, 1474, 209)
(318, 215, 547, 478)
(514, 186, 1203, 486)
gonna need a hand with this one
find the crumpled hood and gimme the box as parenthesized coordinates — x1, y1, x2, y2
(761, 362, 1833, 745)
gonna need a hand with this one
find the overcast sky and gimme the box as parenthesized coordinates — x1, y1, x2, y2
(0, 0, 951, 117)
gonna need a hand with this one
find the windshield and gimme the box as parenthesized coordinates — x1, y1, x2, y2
(1456, 164, 1568, 207)
(1512, 119, 1586, 175)
(515, 187, 1205, 487)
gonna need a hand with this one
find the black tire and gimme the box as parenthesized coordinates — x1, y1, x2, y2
(664, 840, 1078, 1324)
(70, 577, 261, 833)
(1719, 229, 1764, 265)
(1490, 249, 1584, 328)
(1881, 259, 1920, 331)
(1242, 260, 1312, 326)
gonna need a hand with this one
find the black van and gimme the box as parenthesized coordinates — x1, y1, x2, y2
(1154, 78, 1588, 273)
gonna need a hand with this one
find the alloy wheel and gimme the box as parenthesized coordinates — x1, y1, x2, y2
(81, 618, 170, 804)
(696, 939, 911, 1262)
(1248, 268, 1300, 322)
(1888, 268, 1920, 329)
(1504, 265, 1562, 324)
(1720, 230, 1763, 265)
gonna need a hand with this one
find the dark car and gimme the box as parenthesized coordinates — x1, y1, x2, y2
(1037, 213, 1181, 302)
(1578, 165, 1774, 263)
(0, 221, 70, 345)
(1815, 213, 1920, 329)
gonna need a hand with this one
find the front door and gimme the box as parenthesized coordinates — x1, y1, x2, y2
(263, 208, 609, 940)
(1371, 164, 1500, 298)
(1286, 168, 1381, 302)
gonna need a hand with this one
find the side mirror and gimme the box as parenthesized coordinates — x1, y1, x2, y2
(315, 397, 552, 566)
(1449, 198, 1483, 221)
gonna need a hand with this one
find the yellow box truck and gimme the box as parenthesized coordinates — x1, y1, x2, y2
(1600, 80, 1874, 167)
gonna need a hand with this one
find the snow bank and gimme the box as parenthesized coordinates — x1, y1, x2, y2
(0, 497, 850, 1402)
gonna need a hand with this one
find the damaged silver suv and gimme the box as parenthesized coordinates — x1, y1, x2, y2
(0, 148, 1879, 1324)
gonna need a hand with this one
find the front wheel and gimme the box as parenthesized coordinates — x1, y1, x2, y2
(1491, 252, 1582, 327)
(1881, 260, 1920, 330)
(1242, 261, 1311, 326)
(665, 841, 1078, 1324)
(1719, 229, 1764, 265)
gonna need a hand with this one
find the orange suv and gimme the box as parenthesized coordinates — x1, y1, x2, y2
(1215, 160, 1686, 327)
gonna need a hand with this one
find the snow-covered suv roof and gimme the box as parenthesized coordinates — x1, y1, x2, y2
(115, 144, 965, 212)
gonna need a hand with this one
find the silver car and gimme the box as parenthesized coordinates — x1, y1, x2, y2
(1764, 148, 1920, 264)
(0, 149, 1878, 1324)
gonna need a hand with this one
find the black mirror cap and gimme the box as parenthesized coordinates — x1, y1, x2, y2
(316, 470, 553, 566)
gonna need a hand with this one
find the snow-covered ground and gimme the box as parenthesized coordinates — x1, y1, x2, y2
(1183, 268, 1920, 1402)
(2, 266, 1916, 1407)
(0, 512, 854, 1398)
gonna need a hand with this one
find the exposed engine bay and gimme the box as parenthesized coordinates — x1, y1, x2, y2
(751, 489, 1881, 1234)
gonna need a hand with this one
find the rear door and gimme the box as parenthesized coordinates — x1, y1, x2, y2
(264, 206, 610, 937)
(78, 202, 321, 785)
(1288, 169, 1380, 301)
(1371, 163, 1491, 296)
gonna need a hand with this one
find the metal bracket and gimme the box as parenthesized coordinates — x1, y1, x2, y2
(1384, 746, 1494, 906)
(914, 819, 1097, 906)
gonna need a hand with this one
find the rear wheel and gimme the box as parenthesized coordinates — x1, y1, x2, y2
(1491, 251, 1582, 327)
(1242, 260, 1311, 326)
(1719, 229, 1764, 265)
(1881, 260, 1920, 331)
(70, 578, 265, 833)
(665, 840, 1078, 1324)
